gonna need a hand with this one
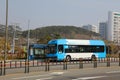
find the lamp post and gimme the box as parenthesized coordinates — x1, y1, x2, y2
(4, 0, 8, 75)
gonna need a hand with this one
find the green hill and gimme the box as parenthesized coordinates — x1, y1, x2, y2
(22, 26, 101, 43)
(0, 25, 101, 43)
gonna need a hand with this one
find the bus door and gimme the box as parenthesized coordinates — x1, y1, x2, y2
(58, 45, 65, 60)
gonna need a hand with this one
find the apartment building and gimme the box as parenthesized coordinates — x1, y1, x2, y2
(107, 11, 120, 44)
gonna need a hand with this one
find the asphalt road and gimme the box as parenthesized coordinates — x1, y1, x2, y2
(1, 67, 120, 80)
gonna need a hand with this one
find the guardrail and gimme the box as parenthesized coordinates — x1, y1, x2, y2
(0, 55, 120, 76)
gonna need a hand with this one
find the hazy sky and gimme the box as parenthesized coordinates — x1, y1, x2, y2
(0, 0, 120, 30)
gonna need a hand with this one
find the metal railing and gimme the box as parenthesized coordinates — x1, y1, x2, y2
(0, 54, 120, 76)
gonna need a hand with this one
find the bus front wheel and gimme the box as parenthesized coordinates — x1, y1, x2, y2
(91, 55, 96, 61)
(66, 55, 71, 61)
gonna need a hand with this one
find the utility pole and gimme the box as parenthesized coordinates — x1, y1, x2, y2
(4, 0, 8, 75)
(27, 20, 30, 61)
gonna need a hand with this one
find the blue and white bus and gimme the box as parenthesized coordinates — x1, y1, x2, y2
(46, 39, 106, 61)
(29, 44, 47, 60)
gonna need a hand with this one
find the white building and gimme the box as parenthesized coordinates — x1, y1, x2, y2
(107, 11, 120, 44)
(82, 24, 98, 33)
(99, 22, 107, 39)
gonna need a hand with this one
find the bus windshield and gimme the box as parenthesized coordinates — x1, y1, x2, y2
(47, 44, 57, 53)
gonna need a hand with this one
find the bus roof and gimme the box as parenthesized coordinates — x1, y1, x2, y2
(29, 44, 47, 48)
(48, 39, 105, 45)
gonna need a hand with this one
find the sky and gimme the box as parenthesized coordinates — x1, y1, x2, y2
(0, 0, 120, 30)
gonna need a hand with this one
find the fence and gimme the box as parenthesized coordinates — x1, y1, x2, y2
(0, 55, 120, 76)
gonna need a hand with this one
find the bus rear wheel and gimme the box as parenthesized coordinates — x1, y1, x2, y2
(66, 55, 71, 61)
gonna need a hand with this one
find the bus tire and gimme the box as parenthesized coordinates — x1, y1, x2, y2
(66, 55, 71, 61)
(91, 55, 96, 61)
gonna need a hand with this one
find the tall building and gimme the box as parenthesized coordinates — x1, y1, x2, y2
(99, 22, 107, 39)
(82, 24, 98, 33)
(107, 11, 120, 44)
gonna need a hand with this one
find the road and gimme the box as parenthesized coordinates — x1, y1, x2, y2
(0, 67, 120, 80)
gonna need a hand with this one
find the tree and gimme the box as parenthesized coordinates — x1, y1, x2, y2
(0, 37, 10, 54)
(37, 35, 52, 44)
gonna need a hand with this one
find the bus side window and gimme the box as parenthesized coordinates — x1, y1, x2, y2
(58, 45, 63, 53)
(79, 47, 84, 52)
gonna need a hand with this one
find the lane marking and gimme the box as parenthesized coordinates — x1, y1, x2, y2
(36, 77, 53, 80)
(50, 72, 64, 75)
(12, 72, 64, 80)
(72, 76, 107, 80)
(12, 74, 50, 79)
(106, 71, 120, 74)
